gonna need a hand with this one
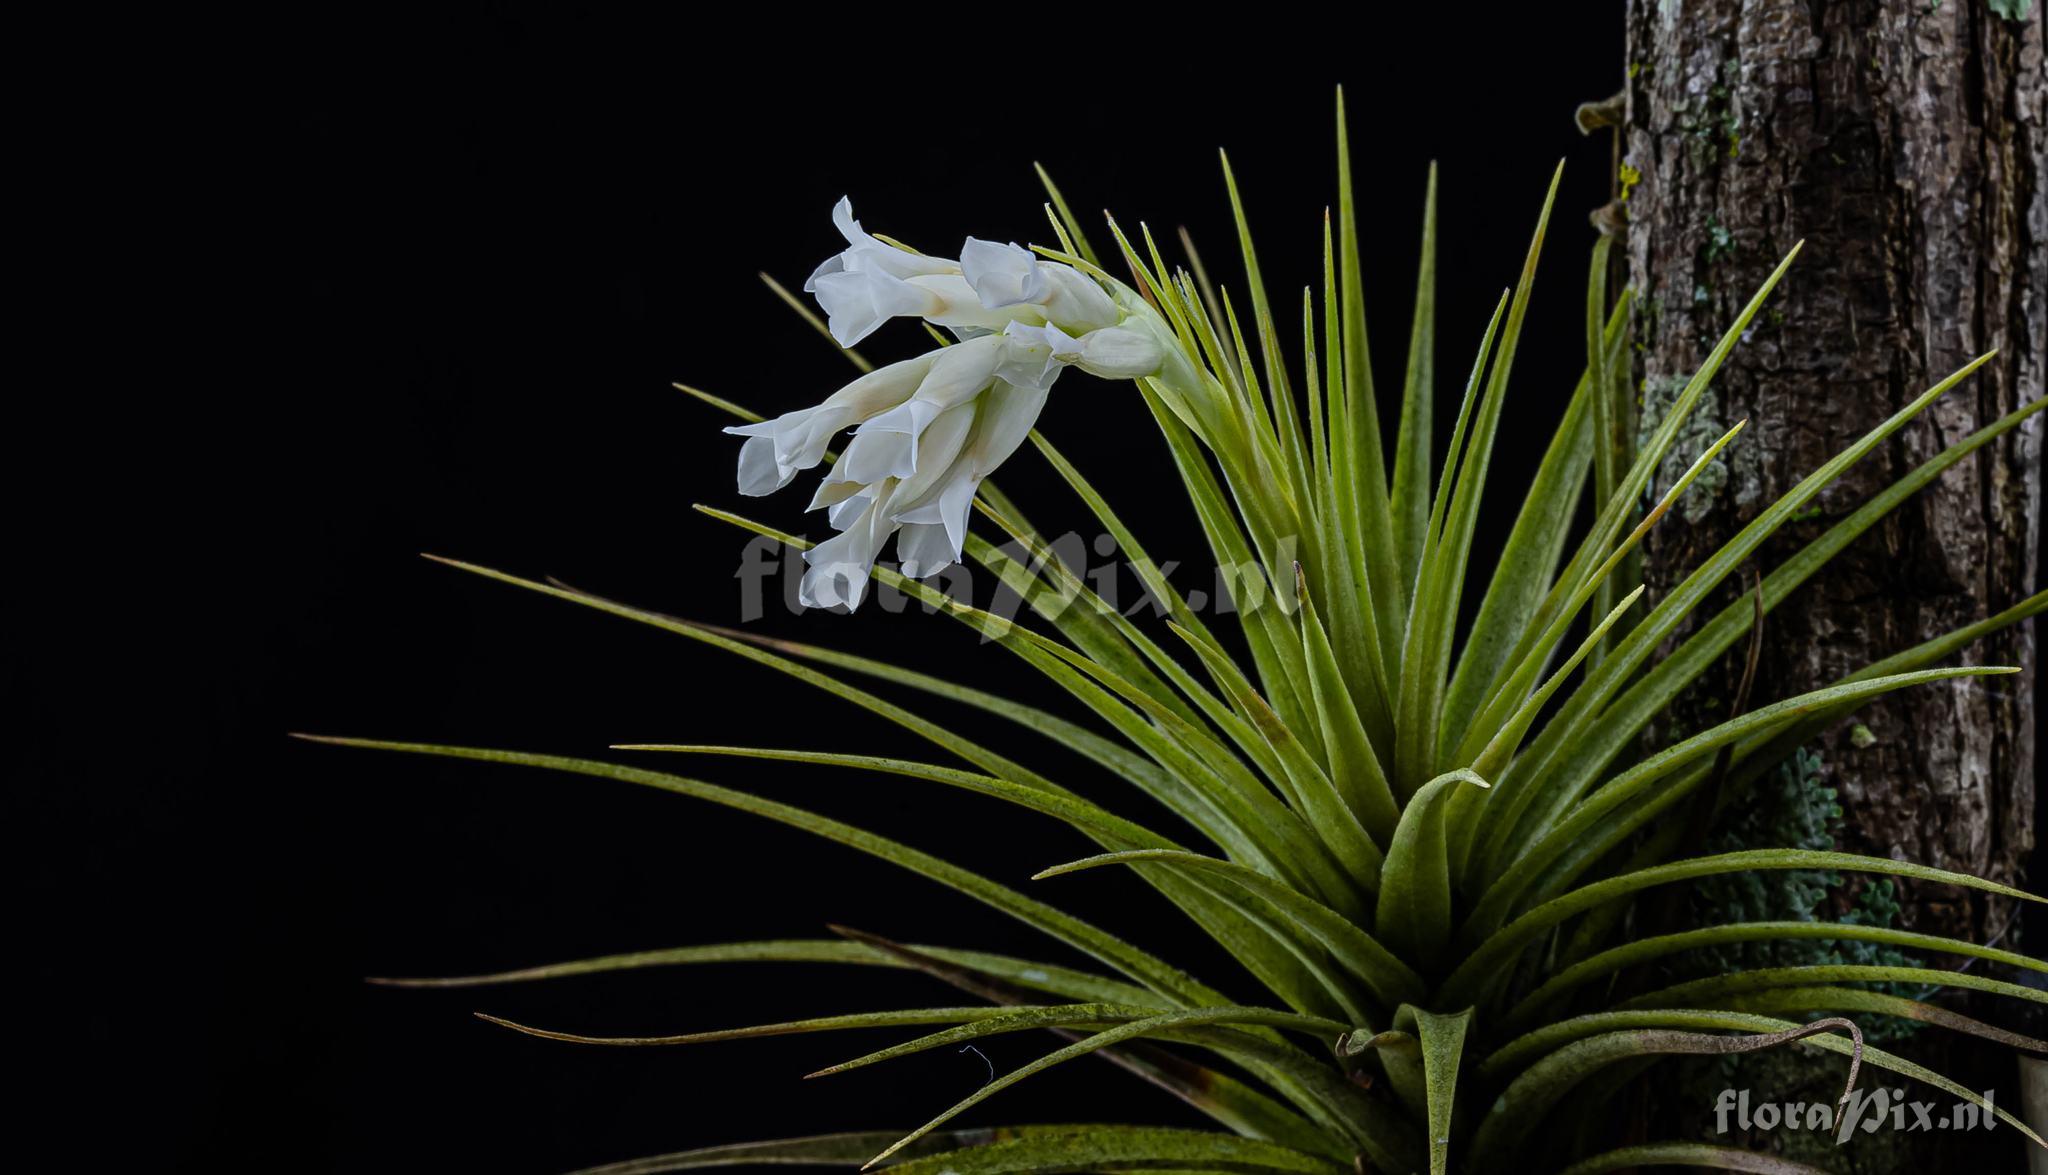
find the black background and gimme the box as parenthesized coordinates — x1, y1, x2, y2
(24, 7, 1788, 1170)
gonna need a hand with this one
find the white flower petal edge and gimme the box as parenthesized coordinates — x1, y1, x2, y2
(721, 351, 936, 496)
(731, 199, 1172, 610)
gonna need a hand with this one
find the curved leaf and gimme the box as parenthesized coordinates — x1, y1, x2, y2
(887, 1127, 1351, 1175)
(1469, 1009, 2038, 1147)
(1410, 1007, 1471, 1175)
(870, 1006, 1418, 1173)
(1541, 395, 2047, 825)
(565, 1127, 1093, 1175)
(366, 938, 1160, 1005)
(298, 736, 1225, 1009)
(1035, 848, 1425, 1008)
(1463, 666, 2017, 938)
(478, 1006, 1022, 1048)
(1437, 848, 2040, 1008)
(1500, 920, 2046, 1029)
(1376, 769, 1489, 970)
(609, 745, 1176, 854)
(807, 1003, 1345, 1080)
(1556, 1142, 1832, 1175)
(1620, 965, 2048, 1011)
(1718, 985, 2047, 1053)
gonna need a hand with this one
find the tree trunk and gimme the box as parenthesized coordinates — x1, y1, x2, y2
(1623, 0, 2041, 1159)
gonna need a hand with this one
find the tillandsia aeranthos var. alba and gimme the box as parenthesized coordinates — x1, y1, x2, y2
(726, 198, 1167, 608)
(317, 90, 2048, 1175)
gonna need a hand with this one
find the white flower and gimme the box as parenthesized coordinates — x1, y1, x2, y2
(804, 199, 1029, 347)
(960, 237, 1120, 329)
(799, 480, 903, 611)
(722, 350, 936, 495)
(1003, 320, 1166, 381)
(803, 200, 1128, 348)
(888, 377, 1050, 571)
(729, 201, 1177, 609)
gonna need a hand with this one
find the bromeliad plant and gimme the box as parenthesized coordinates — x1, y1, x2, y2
(316, 94, 2048, 1175)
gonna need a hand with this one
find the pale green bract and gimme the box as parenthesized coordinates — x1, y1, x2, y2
(314, 90, 2048, 1174)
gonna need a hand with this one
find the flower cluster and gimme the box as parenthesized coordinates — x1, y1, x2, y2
(728, 199, 1165, 609)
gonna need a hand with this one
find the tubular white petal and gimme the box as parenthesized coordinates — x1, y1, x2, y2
(965, 378, 1052, 474)
(824, 487, 873, 531)
(960, 238, 1048, 309)
(722, 351, 936, 498)
(805, 469, 868, 514)
(889, 377, 1051, 564)
(890, 399, 979, 505)
(906, 334, 1007, 410)
(895, 521, 958, 579)
(894, 473, 980, 565)
(800, 481, 901, 612)
(734, 433, 793, 496)
(812, 268, 941, 347)
(837, 427, 917, 484)
(996, 323, 1068, 391)
(807, 197, 957, 288)
(819, 351, 939, 414)
(1071, 324, 1166, 380)
(1038, 265, 1121, 331)
(904, 274, 1042, 335)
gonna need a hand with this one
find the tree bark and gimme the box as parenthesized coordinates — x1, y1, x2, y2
(1623, 0, 2041, 1151)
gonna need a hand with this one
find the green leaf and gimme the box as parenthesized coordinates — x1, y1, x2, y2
(1554, 395, 2047, 810)
(1456, 417, 1741, 778)
(563, 1127, 1099, 1175)
(369, 939, 1158, 1006)
(477, 1006, 1030, 1048)
(807, 1003, 1345, 1080)
(1375, 769, 1489, 971)
(1582, 234, 1624, 669)
(757, 272, 874, 373)
(976, 610, 1365, 918)
(1219, 150, 1315, 527)
(1470, 1010, 2041, 1148)
(1395, 162, 1562, 795)
(1293, 566, 1402, 844)
(1027, 431, 1224, 656)
(1471, 1019, 1874, 1163)
(1460, 415, 1750, 877)
(1436, 293, 1623, 760)
(869, 1008, 1414, 1173)
(1464, 666, 2016, 934)
(1717, 986, 2047, 1053)
(1169, 620, 1385, 887)
(563, 552, 1344, 1028)
(1438, 848, 2041, 1008)
(970, 504, 1280, 788)
(611, 745, 1178, 855)
(1035, 848, 1425, 1009)
(1620, 964, 2048, 1011)
(886, 1127, 1352, 1175)
(1498, 351, 1995, 858)
(1137, 381, 1322, 761)
(300, 736, 1231, 1009)
(1334, 87, 1404, 659)
(1467, 585, 1645, 782)
(686, 626, 1177, 806)
(1499, 920, 2046, 1030)
(1033, 164, 1100, 268)
(1390, 164, 1438, 600)
(1556, 1142, 1833, 1175)
(1410, 1007, 1471, 1175)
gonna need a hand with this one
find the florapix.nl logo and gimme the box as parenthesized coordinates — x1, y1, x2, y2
(1713, 1086, 2000, 1145)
